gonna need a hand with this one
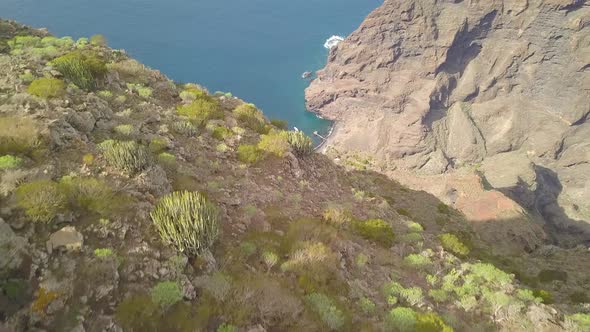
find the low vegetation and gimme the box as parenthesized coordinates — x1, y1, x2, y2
(0, 116, 39, 154)
(150, 191, 219, 254)
(353, 218, 395, 246)
(286, 130, 313, 156)
(27, 77, 65, 98)
(51, 50, 107, 90)
(98, 139, 151, 174)
(16, 180, 67, 222)
(0, 155, 23, 170)
(233, 103, 267, 133)
(177, 92, 223, 124)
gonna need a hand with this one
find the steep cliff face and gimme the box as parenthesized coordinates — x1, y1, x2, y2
(306, 0, 590, 248)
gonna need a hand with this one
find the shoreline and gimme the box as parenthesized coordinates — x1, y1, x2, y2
(313, 119, 337, 152)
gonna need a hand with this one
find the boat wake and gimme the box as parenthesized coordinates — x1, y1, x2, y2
(324, 35, 344, 49)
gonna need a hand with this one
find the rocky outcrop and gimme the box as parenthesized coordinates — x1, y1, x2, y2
(306, 0, 590, 248)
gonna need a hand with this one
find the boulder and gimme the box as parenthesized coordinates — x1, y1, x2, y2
(46, 226, 83, 254)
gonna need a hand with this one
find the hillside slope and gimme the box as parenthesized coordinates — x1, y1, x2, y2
(306, 0, 590, 250)
(0, 19, 589, 332)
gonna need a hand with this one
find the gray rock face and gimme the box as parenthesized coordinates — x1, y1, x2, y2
(306, 0, 590, 246)
(0, 218, 28, 275)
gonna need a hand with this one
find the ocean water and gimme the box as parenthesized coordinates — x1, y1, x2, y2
(0, 0, 382, 138)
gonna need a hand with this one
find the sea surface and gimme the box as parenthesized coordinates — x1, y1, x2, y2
(0, 0, 382, 138)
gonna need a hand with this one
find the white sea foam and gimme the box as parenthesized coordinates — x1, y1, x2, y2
(324, 35, 344, 49)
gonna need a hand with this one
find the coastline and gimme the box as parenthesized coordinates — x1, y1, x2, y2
(313, 119, 337, 152)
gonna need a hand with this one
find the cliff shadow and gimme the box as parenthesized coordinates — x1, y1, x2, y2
(494, 165, 590, 247)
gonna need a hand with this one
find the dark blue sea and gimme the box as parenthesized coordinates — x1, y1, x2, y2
(1, 0, 381, 137)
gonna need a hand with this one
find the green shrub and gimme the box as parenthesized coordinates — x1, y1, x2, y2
(355, 253, 369, 268)
(98, 140, 151, 174)
(149, 138, 168, 153)
(233, 103, 267, 133)
(216, 143, 229, 152)
(286, 130, 313, 156)
(27, 78, 65, 98)
(359, 297, 376, 315)
(179, 86, 209, 102)
(19, 72, 35, 83)
(322, 206, 352, 226)
(270, 119, 288, 130)
(151, 281, 183, 309)
(94, 248, 114, 258)
(99, 90, 115, 99)
(428, 289, 449, 303)
(16, 180, 67, 222)
(537, 269, 568, 283)
(386, 307, 416, 332)
(59, 176, 125, 217)
(439, 233, 470, 257)
(237, 144, 264, 164)
(157, 152, 176, 168)
(51, 50, 107, 90)
(76, 37, 89, 48)
(0, 155, 24, 170)
(8, 36, 42, 49)
(171, 120, 199, 136)
(305, 293, 346, 330)
(415, 312, 453, 332)
(383, 282, 424, 306)
(404, 254, 432, 269)
(258, 130, 290, 157)
(115, 294, 158, 331)
(407, 221, 424, 233)
(280, 242, 338, 278)
(533, 289, 554, 304)
(211, 125, 233, 140)
(127, 83, 152, 98)
(108, 59, 150, 84)
(217, 323, 238, 332)
(114, 124, 135, 137)
(262, 250, 279, 272)
(239, 241, 257, 257)
(353, 219, 395, 247)
(150, 191, 219, 254)
(177, 95, 223, 124)
(89, 34, 107, 46)
(8, 35, 73, 59)
(566, 313, 590, 331)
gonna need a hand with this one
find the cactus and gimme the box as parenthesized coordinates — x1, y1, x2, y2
(171, 120, 198, 136)
(98, 140, 151, 174)
(150, 191, 219, 254)
(51, 50, 107, 90)
(286, 130, 313, 156)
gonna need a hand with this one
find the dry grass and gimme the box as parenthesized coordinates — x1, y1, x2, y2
(0, 116, 39, 154)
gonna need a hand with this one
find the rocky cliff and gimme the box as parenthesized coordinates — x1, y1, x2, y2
(306, 0, 590, 249)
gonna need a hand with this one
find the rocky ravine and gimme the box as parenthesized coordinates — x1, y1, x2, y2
(306, 0, 590, 249)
